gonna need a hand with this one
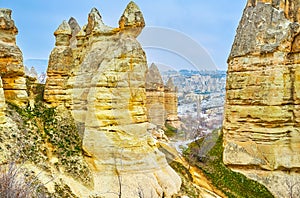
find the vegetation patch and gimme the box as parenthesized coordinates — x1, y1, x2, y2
(163, 122, 178, 137)
(3, 102, 92, 187)
(169, 161, 202, 198)
(183, 129, 274, 198)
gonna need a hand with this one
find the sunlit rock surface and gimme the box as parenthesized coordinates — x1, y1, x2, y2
(44, 2, 181, 197)
(145, 63, 179, 129)
(0, 8, 28, 107)
(224, 0, 300, 196)
(146, 63, 166, 127)
(44, 20, 73, 108)
(164, 78, 179, 124)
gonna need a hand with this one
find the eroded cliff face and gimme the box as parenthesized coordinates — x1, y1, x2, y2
(224, 0, 300, 196)
(43, 2, 181, 197)
(145, 64, 179, 129)
(0, 9, 28, 107)
(146, 63, 166, 127)
(44, 20, 73, 108)
(164, 78, 179, 125)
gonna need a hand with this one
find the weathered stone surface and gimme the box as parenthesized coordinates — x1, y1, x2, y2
(145, 64, 179, 129)
(224, 1, 300, 197)
(165, 78, 179, 123)
(146, 63, 165, 127)
(44, 20, 73, 107)
(119, 1, 145, 37)
(0, 77, 6, 124)
(45, 3, 181, 197)
(0, 9, 28, 107)
(68, 17, 81, 49)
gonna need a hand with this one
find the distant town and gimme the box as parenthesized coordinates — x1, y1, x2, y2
(162, 69, 226, 138)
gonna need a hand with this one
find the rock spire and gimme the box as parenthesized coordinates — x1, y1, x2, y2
(0, 8, 28, 107)
(224, 1, 300, 197)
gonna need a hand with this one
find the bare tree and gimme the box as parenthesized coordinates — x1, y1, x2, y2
(286, 177, 300, 198)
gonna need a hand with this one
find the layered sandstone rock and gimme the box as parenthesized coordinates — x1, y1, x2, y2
(164, 78, 178, 123)
(224, 0, 300, 196)
(0, 9, 28, 107)
(44, 20, 73, 108)
(44, 2, 181, 197)
(146, 63, 165, 127)
(145, 64, 179, 129)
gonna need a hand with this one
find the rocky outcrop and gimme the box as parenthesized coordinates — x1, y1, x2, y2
(68, 17, 81, 49)
(44, 20, 73, 108)
(223, 0, 300, 197)
(0, 9, 28, 107)
(145, 64, 179, 129)
(44, 2, 181, 197)
(25, 66, 38, 80)
(164, 78, 179, 123)
(146, 63, 166, 127)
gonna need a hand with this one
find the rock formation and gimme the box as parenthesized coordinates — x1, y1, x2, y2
(164, 78, 179, 123)
(0, 9, 28, 107)
(68, 17, 81, 49)
(223, 0, 300, 196)
(44, 20, 73, 108)
(0, 78, 6, 124)
(145, 63, 179, 130)
(44, 2, 181, 197)
(25, 66, 38, 80)
(146, 63, 166, 127)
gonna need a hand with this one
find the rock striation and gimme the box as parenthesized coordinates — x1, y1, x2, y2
(44, 2, 181, 197)
(223, 0, 300, 196)
(44, 20, 73, 108)
(145, 63, 179, 129)
(0, 9, 28, 107)
(146, 63, 166, 127)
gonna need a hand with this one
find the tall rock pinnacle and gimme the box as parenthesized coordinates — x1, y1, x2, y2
(119, 1, 145, 37)
(0, 9, 28, 107)
(86, 7, 113, 35)
(146, 63, 165, 127)
(44, 2, 181, 197)
(44, 20, 73, 107)
(224, 0, 300, 197)
(68, 17, 81, 48)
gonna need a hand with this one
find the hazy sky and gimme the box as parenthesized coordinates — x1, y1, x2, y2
(0, 1, 246, 71)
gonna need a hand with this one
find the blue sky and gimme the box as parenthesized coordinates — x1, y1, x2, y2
(0, 1, 246, 71)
